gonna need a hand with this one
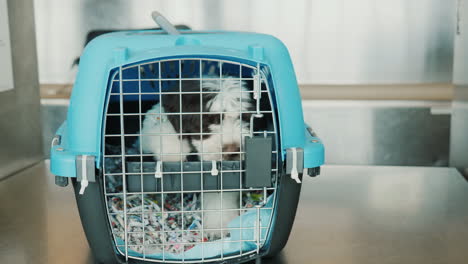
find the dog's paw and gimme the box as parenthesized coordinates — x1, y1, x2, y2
(204, 230, 230, 242)
(204, 231, 221, 241)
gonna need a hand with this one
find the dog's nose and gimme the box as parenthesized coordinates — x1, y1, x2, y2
(222, 144, 240, 161)
(223, 153, 240, 160)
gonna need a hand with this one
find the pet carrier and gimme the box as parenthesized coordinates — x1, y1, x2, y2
(50, 12, 324, 264)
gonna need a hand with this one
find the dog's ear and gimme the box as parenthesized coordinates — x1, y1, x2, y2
(160, 81, 181, 132)
(162, 80, 205, 137)
(180, 85, 203, 138)
(161, 91, 180, 133)
(242, 112, 252, 124)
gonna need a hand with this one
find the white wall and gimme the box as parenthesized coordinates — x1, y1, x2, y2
(34, 0, 455, 84)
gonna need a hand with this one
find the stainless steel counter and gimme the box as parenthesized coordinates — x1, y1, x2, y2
(1, 162, 467, 264)
(41, 99, 451, 167)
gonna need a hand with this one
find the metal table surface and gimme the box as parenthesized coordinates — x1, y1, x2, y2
(1, 161, 467, 264)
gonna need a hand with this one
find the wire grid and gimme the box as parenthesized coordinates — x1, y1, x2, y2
(102, 58, 279, 263)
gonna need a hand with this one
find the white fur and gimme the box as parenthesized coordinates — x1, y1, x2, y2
(202, 78, 253, 117)
(199, 78, 253, 239)
(140, 103, 191, 162)
(192, 116, 249, 161)
(203, 192, 240, 239)
(192, 78, 252, 160)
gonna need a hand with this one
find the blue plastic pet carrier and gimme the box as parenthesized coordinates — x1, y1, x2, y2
(50, 12, 324, 264)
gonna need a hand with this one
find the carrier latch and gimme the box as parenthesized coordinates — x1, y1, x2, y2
(245, 136, 273, 188)
(76, 155, 96, 195)
(286, 148, 303, 183)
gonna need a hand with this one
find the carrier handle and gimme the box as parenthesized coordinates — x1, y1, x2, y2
(151, 11, 180, 35)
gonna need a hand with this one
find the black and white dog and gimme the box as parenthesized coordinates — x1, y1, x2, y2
(140, 77, 254, 238)
(141, 78, 253, 160)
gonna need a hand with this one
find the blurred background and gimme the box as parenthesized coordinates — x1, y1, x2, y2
(2, 1, 468, 264)
(35, 0, 458, 169)
(36, 0, 455, 85)
(2, 0, 466, 179)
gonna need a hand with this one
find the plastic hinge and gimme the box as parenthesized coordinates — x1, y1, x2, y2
(155, 161, 163, 178)
(286, 148, 303, 183)
(211, 160, 219, 176)
(51, 135, 61, 148)
(76, 155, 96, 195)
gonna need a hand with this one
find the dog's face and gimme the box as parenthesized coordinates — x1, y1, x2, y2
(211, 116, 250, 161)
(222, 143, 241, 160)
(203, 78, 253, 161)
(190, 116, 249, 161)
(161, 78, 255, 161)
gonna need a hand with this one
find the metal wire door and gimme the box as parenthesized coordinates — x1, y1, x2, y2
(102, 58, 279, 263)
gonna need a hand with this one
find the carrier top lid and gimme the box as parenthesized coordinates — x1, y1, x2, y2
(50, 21, 325, 177)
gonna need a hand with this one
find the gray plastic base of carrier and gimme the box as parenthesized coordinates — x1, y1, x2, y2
(76, 168, 298, 264)
(71, 177, 124, 264)
(245, 136, 273, 188)
(126, 161, 243, 192)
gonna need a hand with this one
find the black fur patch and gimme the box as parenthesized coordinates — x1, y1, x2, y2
(162, 80, 222, 141)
